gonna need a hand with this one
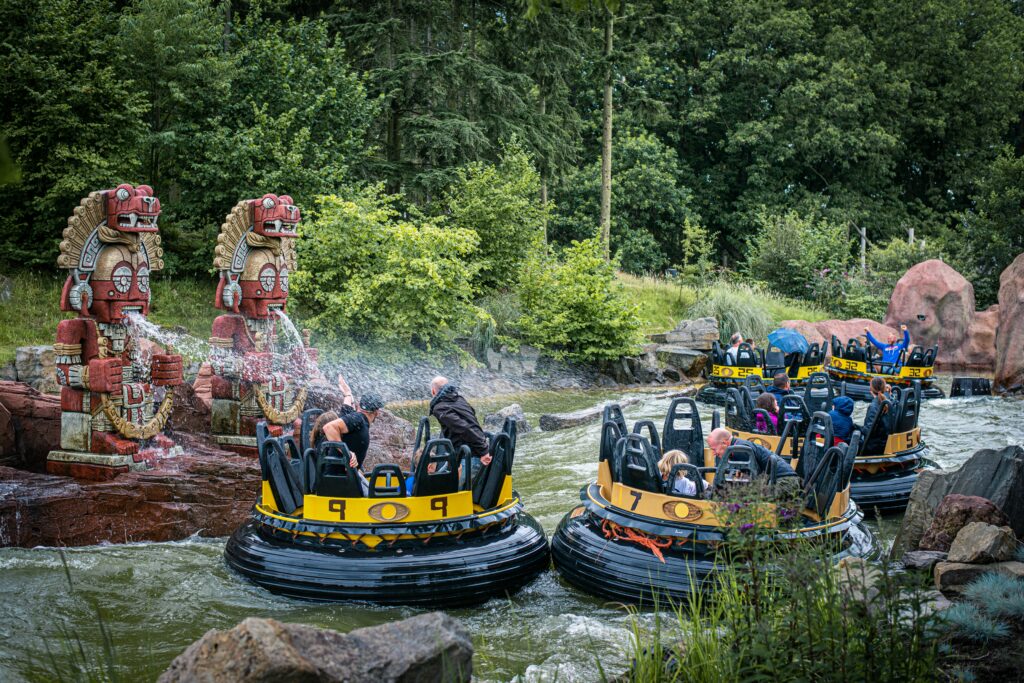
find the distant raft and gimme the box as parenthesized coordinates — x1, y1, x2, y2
(716, 373, 936, 513)
(697, 341, 826, 406)
(550, 398, 876, 604)
(825, 335, 944, 401)
(225, 413, 549, 607)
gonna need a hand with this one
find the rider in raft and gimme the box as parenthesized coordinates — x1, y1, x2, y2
(864, 324, 910, 367)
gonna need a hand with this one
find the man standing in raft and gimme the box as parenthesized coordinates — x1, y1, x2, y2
(864, 323, 910, 368)
(429, 376, 492, 478)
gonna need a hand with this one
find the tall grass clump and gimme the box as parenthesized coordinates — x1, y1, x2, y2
(618, 486, 940, 682)
(616, 273, 696, 335)
(687, 282, 774, 344)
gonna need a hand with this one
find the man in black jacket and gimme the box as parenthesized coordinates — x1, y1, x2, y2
(429, 376, 492, 477)
(708, 427, 801, 501)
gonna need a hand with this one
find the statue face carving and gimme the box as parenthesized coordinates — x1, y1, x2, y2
(239, 249, 288, 319)
(90, 246, 152, 322)
(105, 184, 160, 233)
(251, 194, 299, 238)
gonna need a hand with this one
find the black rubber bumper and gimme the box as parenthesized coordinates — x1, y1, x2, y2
(224, 513, 550, 607)
(837, 381, 945, 403)
(550, 508, 877, 604)
(850, 470, 919, 514)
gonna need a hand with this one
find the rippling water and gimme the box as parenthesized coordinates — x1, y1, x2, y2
(0, 384, 1020, 682)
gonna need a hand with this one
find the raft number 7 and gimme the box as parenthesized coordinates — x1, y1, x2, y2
(630, 490, 643, 511)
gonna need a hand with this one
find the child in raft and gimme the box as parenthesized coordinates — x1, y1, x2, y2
(658, 450, 698, 496)
(754, 392, 779, 434)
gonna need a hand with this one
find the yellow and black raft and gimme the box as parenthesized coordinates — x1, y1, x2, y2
(551, 398, 876, 604)
(225, 412, 549, 606)
(697, 341, 825, 405)
(720, 375, 935, 513)
(826, 335, 944, 401)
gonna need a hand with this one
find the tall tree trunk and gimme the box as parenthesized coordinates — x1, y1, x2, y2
(600, 9, 614, 260)
(539, 94, 548, 243)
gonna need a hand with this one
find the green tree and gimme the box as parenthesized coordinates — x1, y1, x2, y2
(445, 142, 549, 291)
(745, 210, 851, 300)
(0, 0, 148, 268)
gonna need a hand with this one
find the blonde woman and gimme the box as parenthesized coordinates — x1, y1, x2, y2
(658, 449, 697, 496)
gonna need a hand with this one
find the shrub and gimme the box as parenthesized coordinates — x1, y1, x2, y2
(516, 238, 641, 361)
(615, 228, 668, 276)
(867, 237, 945, 292)
(444, 141, 548, 291)
(745, 210, 852, 300)
(291, 187, 485, 350)
(688, 281, 774, 344)
(941, 603, 1012, 644)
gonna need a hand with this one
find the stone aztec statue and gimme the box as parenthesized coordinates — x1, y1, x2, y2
(48, 184, 184, 480)
(208, 194, 317, 455)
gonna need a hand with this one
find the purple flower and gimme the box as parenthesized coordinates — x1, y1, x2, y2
(740, 523, 755, 532)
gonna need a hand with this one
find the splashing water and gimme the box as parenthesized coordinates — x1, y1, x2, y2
(125, 313, 212, 363)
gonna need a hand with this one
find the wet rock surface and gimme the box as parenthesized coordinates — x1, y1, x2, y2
(540, 397, 642, 431)
(995, 252, 1024, 394)
(901, 550, 948, 572)
(946, 522, 1018, 564)
(158, 612, 472, 683)
(647, 317, 719, 351)
(892, 446, 1024, 556)
(0, 380, 60, 471)
(13, 345, 57, 394)
(483, 403, 531, 434)
(884, 259, 995, 371)
(919, 495, 1011, 552)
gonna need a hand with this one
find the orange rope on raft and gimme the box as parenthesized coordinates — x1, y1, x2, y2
(600, 519, 672, 563)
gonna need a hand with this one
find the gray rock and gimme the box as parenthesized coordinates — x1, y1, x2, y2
(837, 556, 883, 609)
(654, 345, 708, 376)
(14, 345, 57, 394)
(539, 397, 641, 431)
(901, 550, 948, 572)
(934, 560, 1024, 597)
(892, 445, 1024, 558)
(159, 612, 472, 683)
(0, 363, 15, 382)
(483, 403, 531, 434)
(485, 345, 539, 377)
(650, 317, 719, 351)
(947, 523, 1018, 564)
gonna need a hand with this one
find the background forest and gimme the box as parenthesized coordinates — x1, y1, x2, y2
(2, 0, 1023, 362)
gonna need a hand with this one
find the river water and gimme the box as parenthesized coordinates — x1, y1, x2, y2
(0, 384, 1021, 681)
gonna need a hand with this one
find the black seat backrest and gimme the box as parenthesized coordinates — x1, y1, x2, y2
(743, 375, 767, 396)
(764, 346, 786, 371)
(711, 409, 721, 430)
(774, 416, 801, 460)
(725, 388, 753, 431)
(666, 463, 706, 498)
(845, 338, 865, 363)
(861, 398, 893, 455)
(315, 441, 364, 498)
(410, 416, 432, 470)
(501, 416, 518, 471)
(412, 438, 461, 497)
(600, 420, 624, 464)
(950, 377, 992, 397)
(804, 342, 822, 365)
(632, 420, 662, 456)
(474, 432, 511, 508)
(830, 335, 844, 359)
(256, 421, 272, 479)
(838, 431, 861, 491)
(300, 408, 324, 451)
(798, 412, 833, 481)
(752, 408, 777, 435)
(802, 444, 845, 517)
(735, 342, 758, 367)
(802, 372, 834, 413)
(711, 340, 726, 365)
(262, 436, 303, 513)
(662, 397, 704, 462)
(367, 464, 406, 498)
(893, 382, 921, 432)
(613, 434, 662, 493)
(281, 434, 304, 487)
(923, 345, 937, 366)
(778, 394, 810, 432)
(712, 443, 765, 490)
(603, 404, 628, 440)
(301, 447, 317, 494)
(905, 346, 925, 368)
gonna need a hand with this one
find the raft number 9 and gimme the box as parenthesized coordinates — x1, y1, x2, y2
(327, 497, 449, 520)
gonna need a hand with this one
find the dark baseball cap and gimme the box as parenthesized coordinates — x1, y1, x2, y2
(359, 393, 385, 412)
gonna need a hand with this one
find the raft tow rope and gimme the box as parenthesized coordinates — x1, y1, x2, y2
(600, 519, 672, 563)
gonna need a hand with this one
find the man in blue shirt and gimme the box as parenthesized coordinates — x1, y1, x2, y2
(864, 324, 910, 367)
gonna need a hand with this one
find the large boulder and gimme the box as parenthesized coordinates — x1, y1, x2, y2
(14, 345, 57, 394)
(654, 345, 707, 376)
(892, 446, 1024, 557)
(919, 495, 1011, 552)
(159, 613, 472, 683)
(648, 317, 719, 351)
(946, 522, 1018, 564)
(483, 403, 531, 434)
(995, 252, 1024, 394)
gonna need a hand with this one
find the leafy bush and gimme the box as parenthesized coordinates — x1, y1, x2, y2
(291, 187, 485, 349)
(467, 292, 522, 358)
(867, 237, 945, 291)
(615, 228, 667, 275)
(444, 141, 548, 291)
(688, 282, 774, 344)
(516, 238, 641, 361)
(746, 210, 852, 300)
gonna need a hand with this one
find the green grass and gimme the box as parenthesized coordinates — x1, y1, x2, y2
(0, 271, 218, 366)
(617, 272, 834, 342)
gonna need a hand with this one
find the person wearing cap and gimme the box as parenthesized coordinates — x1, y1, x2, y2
(429, 376, 492, 478)
(318, 373, 385, 469)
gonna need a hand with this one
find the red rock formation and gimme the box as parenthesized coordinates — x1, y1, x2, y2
(919, 494, 1011, 552)
(0, 380, 61, 471)
(995, 253, 1024, 394)
(884, 259, 995, 370)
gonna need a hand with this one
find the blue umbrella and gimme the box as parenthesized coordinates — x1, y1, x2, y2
(767, 327, 809, 354)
